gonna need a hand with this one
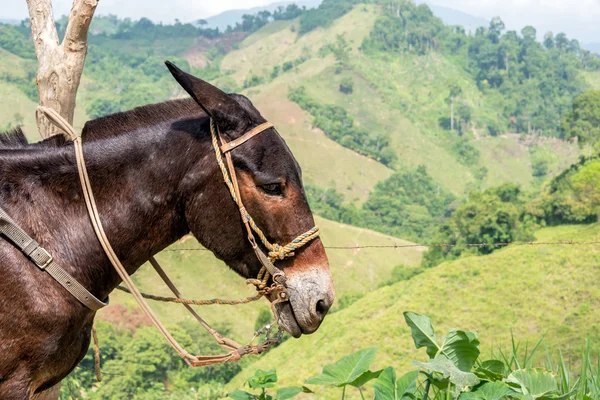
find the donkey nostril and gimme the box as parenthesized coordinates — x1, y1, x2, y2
(315, 299, 330, 319)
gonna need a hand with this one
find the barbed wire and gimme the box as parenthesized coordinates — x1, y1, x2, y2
(162, 239, 600, 252)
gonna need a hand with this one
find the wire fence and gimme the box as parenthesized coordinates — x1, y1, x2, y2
(163, 239, 600, 252)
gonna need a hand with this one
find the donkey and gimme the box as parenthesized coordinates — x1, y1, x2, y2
(0, 64, 335, 399)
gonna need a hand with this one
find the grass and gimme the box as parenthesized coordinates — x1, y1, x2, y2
(101, 216, 423, 343)
(226, 223, 600, 396)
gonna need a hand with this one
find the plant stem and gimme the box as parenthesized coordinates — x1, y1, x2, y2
(422, 379, 431, 400)
(342, 385, 346, 400)
(359, 387, 365, 400)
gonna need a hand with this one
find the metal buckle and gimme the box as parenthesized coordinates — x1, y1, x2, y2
(34, 247, 53, 270)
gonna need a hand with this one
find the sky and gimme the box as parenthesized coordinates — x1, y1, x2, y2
(2, 0, 599, 43)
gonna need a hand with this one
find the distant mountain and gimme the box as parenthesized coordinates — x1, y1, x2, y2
(201, 0, 322, 30)
(202, 0, 488, 33)
(417, 1, 489, 32)
(0, 19, 19, 25)
(583, 42, 600, 56)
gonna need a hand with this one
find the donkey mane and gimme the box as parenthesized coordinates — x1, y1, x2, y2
(0, 98, 202, 150)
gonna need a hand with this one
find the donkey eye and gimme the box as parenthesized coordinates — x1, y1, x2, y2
(260, 183, 282, 196)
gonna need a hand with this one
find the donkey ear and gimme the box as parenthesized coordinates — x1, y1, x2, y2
(165, 61, 245, 130)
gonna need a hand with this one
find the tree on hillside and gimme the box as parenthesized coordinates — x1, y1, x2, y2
(26, 0, 98, 139)
(445, 83, 463, 132)
(561, 90, 600, 149)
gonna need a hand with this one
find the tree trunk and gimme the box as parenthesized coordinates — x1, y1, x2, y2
(27, 0, 98, 139)
(450, 100, 454, 131)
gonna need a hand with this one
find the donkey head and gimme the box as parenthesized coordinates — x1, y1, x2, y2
(166, 62, 335, 337)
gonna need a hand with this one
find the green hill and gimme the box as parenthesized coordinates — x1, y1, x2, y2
(215, 5, 580, 198)
(227, 223, 600, 396)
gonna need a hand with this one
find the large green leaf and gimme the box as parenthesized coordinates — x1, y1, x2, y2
(505, 369, 559, 399)
(275, 387, 303, 400)
(373, 367, 397, 400)
(414, 355, 480, 392)
(475, 360, 506, 382)
(440, 329, 481, 372)
(350, 369, 383, 388)
(472, 381, 516, 400)
(396, 370, 419, 398)
(305, 347, 378, 387)
(404, 312, 439, 359)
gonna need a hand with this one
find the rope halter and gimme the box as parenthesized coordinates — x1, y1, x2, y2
(209, 119, 320, 290)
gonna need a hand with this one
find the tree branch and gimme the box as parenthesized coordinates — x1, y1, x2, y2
(26, 0, 98, 139)
(63, 0, 98, 53)
(26, 0, 59, 63)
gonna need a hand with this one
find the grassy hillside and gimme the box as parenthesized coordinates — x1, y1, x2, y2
(101, 216, 423, 341)
(227, 223, 600, 396)
(216, 5, 579, 198)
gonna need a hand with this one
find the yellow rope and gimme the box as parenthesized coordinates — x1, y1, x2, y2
(115, 285, 265, 305)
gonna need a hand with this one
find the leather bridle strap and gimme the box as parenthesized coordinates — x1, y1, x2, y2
(0, 205, 108, 311)
(220, 122, 274, 153)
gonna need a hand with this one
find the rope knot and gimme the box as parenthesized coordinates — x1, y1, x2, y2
(268, 244, 290, 262)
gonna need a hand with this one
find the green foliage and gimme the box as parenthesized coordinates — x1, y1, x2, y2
(289, 85, 397, 166)
(361, 166, 455, 240)
(0, 24, 36, 59)
(423, 183, 537, 267)
(272, 4, 305, 21)
(561, 90, 600, 146)
(339, 77, 354, 94)
(305, 347, 380, 398)
(86, 98, 122, 119)
(362, 3, 597, 137)
(533, 156, 600, 224)
(298, 0, 365, 35)
(452, 137, 480, 166)
(306, 166, 455, 242)
(362, 1, 445, 55)
(235, 314, 599, 399)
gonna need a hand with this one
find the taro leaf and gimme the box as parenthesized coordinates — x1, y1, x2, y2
(228, 390, 256, 400)
(473, 381, 517, 400)
(305, 347, 378, 387)
(276, 386, 303, 400)
(396, 370, 419, 398)
(247, 369, 278, 389)
(396, 370, 419, 395)
(350, 369, 383, 388)
(373, 367, 418, 400)
(404, 312, 439, 359)
(440, 329, 481, 372)
(475, 360, 506, 382)
(373, 367, 397, 400)
(414, 354, 480, 392)
(505, 369, 559, 399)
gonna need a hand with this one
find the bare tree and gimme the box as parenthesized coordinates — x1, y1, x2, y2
(26, 0, 98, 139)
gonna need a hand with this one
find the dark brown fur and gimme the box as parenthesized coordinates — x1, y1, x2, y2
(0, 69, 331, 399)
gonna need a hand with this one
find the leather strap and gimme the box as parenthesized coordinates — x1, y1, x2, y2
(220, 122, 274, 153)
(0, 206, 108, 311)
